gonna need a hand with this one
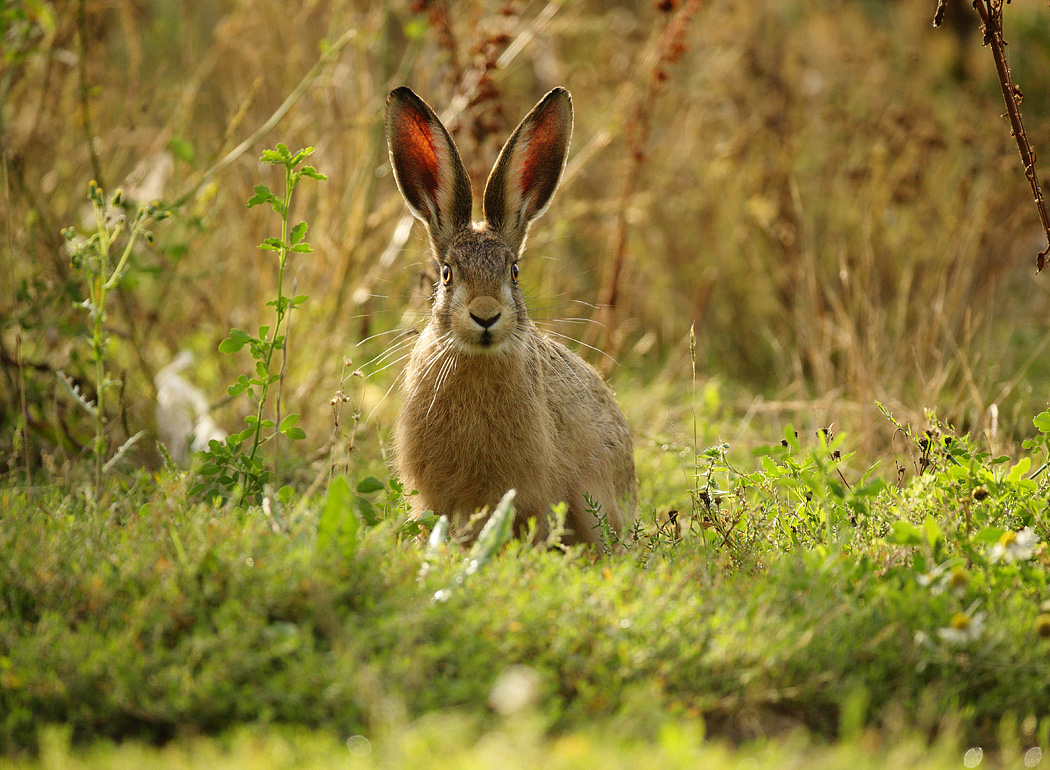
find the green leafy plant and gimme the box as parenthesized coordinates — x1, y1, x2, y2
(196, 144, 325, 504)
(62, 181, 164, 504)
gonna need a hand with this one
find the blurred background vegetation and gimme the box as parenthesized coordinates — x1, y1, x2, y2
(3, 0, 1050, 490)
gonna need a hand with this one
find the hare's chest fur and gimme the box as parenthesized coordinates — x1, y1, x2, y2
(394, 330, 555, 520)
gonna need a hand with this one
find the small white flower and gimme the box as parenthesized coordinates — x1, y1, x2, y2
(917, 563, 969, 596)
(937, 611, 985, 645)
(988, 527, 1038, 564)
(489, 665, 541, 715)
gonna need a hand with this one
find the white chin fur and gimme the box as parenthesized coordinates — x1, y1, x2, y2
(453, 333, 512, 356)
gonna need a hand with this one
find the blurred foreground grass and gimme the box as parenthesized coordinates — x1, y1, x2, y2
(0, 723, 986, 770)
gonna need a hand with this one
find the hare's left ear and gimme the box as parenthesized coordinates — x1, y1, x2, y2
(386, 87, 474, 257)
(483, 88, 573, 255)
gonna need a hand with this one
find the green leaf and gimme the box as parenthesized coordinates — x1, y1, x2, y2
(289, 147, 315, 166)
(246, 184, 279, 209)
(975, 526, 1005, 544)
(284, 427, 306, 440)
(1006, 457, 1032, 483)
(318, 476, 358, 557)
(232, 426, 254, 443)
(290, 242, 313, 253)
(1034, 410, 1050, 434)
(261, 149, 285, 164)
(922, 516, 941, 546)
(277, 485, 295, 505)
(289, 221, 308, 244)
(169, 135, 195, 164)
(887, 521, 923, 546)
(300, 165, 327, 180)
(852, 478, 885, 498)
(259, 237, 284, 252)
(355, 496, 379, 526)
(356, 476, 385, 495)
(218, 328, 251, 353)
(279, 414, 299, 432)
(467, 490, 516, 570)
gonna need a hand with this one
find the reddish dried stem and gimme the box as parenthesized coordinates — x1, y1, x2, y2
(592, 0, 704, 361)
(973, 0, 1050, 272)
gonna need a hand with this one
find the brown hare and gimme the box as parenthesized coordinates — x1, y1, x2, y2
(385, 86, 636, 545)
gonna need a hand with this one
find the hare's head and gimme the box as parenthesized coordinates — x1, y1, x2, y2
(385, 86, 573, 355)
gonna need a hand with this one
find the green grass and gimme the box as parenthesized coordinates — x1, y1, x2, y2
(2, 407, 1050, 761)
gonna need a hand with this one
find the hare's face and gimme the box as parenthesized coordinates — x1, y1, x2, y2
(433, 229, 527, 355)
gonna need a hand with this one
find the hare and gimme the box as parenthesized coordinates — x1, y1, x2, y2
(384, 86, 636, 545)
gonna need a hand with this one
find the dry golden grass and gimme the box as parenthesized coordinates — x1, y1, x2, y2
(3, 0, 1050, 480)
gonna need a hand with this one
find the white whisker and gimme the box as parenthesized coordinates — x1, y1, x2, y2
(356, 327, 415, 346)
(365, 350, 414, 379)
(366, 368, 405, 423)
(426, 349, 458, 420)
(414, 334, 454, 388)
(360, 338, 417, 373)
(544, 316, 607, 329)
(541, 329, 618, 365)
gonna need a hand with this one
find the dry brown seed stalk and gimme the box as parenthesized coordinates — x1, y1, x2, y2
(968, 0, 1050, 272)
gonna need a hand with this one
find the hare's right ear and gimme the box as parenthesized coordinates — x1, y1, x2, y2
(483, 88, 573, 255)
(385, 87, 473, 255)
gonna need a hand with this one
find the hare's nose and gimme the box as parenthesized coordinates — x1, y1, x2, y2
(469, 311, 501, 329)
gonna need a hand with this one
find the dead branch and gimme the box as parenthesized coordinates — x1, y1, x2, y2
(943, 0, 1050, 272)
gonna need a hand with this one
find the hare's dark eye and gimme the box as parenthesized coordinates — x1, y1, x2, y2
(511, 263, 519, 283)
(440, 264, 452, 286)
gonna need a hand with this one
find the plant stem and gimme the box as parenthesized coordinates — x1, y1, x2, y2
(86, 199, 151, 507)
(77, 0, 104, 187)
(243, 165, 294, 489)
(90, 200, 110, 503)
(972, 0, 1050, 272)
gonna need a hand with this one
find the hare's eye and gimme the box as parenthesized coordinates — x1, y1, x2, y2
(511, 263, 519, 283)
(440, 264, 452, 286)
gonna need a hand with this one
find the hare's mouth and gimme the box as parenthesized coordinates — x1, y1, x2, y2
(452, 326, 511, 355)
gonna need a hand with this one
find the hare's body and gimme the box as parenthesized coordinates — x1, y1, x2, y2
(385, 87, 636, 544)
(396, 286, 635, 542)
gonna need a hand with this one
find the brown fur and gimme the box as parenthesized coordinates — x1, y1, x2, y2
(385, 87, 636, 545)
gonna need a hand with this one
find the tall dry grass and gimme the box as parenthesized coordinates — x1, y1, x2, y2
(3, 0, 1050, 482)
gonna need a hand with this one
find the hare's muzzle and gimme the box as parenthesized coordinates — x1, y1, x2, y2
(462, 295, 509, 349)
(469, 310, 501, 329)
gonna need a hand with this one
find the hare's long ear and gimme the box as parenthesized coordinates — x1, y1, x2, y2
(483, 88, 573, 255)
(385, 87, 473, 255)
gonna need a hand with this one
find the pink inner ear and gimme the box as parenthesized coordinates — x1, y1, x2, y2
(519, 107, 564, 205)
(395, 107, 440, 203)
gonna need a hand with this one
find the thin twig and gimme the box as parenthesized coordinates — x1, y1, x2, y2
(970, 0, 1050, 272)
(77, 0, 104, 186)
